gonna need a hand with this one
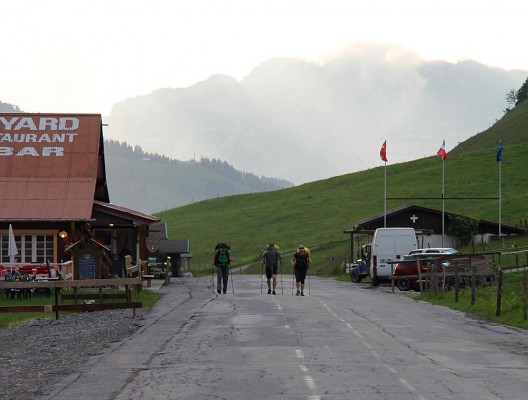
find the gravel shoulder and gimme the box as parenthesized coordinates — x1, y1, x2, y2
(0, 304, 149, 399)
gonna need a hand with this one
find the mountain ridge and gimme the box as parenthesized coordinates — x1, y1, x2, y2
(103, 51, 527, 184)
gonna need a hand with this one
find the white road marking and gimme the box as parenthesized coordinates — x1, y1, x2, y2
(311, 296, 427, 399)
(304, 376, 317, 391)
(295, 349, 305, 359)
(399, 378, 416, 392)
(384, 364, 397, 373)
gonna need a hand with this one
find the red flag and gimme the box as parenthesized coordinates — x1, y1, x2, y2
(437, 140, 447, 160)
(380, 140, 388, 162)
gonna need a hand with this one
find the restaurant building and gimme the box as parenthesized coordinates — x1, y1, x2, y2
(0, 113, 160, 279)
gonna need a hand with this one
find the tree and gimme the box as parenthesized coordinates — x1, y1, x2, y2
(505, 89, 517, 108)
(515, 77, 528, 105)
(447, 215, 479, 246)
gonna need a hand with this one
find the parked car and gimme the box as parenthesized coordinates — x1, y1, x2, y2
(393, 248, 458, 291)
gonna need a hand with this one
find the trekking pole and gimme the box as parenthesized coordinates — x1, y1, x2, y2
(212, 265, 216, 294)
(260, 262, 263, 294)
(230, 266, 234, 294)
(292, 267, 294, 295)
(280, 263, 284, 295)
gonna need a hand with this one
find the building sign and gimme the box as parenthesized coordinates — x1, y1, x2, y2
(146, 237, 160, 253)
(0, 116, 81, 157)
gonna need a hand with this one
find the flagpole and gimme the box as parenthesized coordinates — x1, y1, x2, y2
(384, 161, 387, 228)
(499, 153, 502, 238)
(441, 157, 445, 247)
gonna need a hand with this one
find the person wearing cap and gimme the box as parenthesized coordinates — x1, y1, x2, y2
(291, 245, 311, 296)
(262, 242, 281, 294)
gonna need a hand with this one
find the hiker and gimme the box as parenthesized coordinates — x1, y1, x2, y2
(291, 245, 311, 296)
(262, 242, 281, 294)
(212, 243, 233, 294)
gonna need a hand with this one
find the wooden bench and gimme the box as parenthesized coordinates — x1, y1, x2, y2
(142, 275, 155, 287)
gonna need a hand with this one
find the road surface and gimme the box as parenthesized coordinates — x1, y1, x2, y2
(44, 275, 528, 399)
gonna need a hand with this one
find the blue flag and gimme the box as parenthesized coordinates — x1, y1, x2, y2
(496, 140, 503, 162)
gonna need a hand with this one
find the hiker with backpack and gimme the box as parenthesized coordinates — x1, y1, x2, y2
(212, 243, 233, 294)
(291, 245, 311, 296)
(262, 242, 281, 295)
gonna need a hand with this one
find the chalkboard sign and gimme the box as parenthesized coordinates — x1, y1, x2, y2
(78, 252, 96, 279)
(110, 259, 124, 278)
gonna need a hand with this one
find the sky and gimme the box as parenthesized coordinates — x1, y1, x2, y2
(2, 0, 528, 116)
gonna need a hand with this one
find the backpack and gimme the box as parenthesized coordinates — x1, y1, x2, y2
(215, 243, 231, 265)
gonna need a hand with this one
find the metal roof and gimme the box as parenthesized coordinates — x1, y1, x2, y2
(344, 204, 526, 235)
(92, 200, 161, 224)
(159, 239, 190, 254)
(0, 113, 109, 220)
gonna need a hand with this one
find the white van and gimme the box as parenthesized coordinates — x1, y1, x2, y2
(370, 228, 418, 286)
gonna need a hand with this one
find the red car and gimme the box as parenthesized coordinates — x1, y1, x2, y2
(393, 248, 458, 291)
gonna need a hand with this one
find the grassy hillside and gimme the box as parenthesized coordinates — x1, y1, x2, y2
(157, 134, 528, 270)
(452, 100, 528, 152)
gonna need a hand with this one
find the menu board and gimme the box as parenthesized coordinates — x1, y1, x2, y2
(110, 259, 124, 278)
(78, 252, 96, 279)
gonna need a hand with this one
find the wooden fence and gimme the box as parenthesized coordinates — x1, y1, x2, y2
(0, 277, 142, 319)
(390, 253, 497, 295)
(391, 249, 528, 320)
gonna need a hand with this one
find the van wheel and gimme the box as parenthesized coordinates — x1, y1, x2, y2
(371, 276, 380, 287)
(350, 268, 362, 283)
(397, 278, 411, 291)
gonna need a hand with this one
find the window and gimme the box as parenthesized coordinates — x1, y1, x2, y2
(1, 233, 55, 263)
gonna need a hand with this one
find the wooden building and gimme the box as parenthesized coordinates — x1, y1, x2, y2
(0, 113, 160, 279)
(344, 204, 526, 260)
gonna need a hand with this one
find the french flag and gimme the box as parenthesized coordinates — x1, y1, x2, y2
(437, 140, 447, 160)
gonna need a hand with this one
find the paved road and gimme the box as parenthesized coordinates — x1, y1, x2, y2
(44, 275, 528, 400)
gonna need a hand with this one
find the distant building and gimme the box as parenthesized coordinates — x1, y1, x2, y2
(146, 222, 190, 277)
(344, 204, 526, 260)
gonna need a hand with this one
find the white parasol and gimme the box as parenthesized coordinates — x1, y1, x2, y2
(8, 224, 18, 271)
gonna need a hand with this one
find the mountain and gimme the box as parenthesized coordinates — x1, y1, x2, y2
(104, 140, 292, 214)
(0, 101, 21, 113)
(155, 98, 528, 268)
(103, 48, 527, 184)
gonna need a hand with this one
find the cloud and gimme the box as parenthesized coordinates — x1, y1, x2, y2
(103, 45, 526, 184)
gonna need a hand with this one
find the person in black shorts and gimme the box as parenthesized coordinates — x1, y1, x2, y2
(291, 245, 311, 296)
(262, 243, 281, 294)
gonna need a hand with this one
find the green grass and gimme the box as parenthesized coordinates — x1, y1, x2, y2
(0, 289, 161, 331)
(158, 141, 528, 273)
(417, 270, 528, 329)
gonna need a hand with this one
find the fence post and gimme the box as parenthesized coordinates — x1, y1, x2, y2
(417, 257, 423, 293)
(54, 285, 60, 320)
(523, 270, 528, 321)
(496, 268, 503, 317)
(470, 256, 476, 306)
(431, 263, 438, 295)
(454, 261, 459, 303)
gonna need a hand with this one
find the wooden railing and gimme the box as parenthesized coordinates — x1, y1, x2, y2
(0, 277, 142, 319)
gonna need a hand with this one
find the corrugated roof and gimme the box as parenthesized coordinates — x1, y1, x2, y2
(93, 200, 161, 224)
(0, 113, 108, 220)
